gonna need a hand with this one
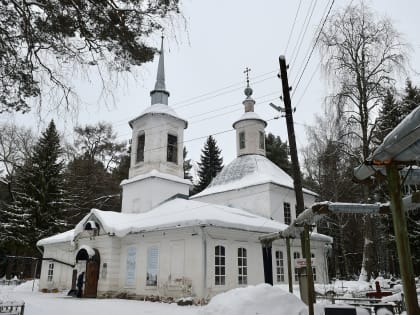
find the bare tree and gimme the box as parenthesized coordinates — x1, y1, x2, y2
(0, 0, 182, 114)
(0, 123, 34, 200)
(317, 1, 409, 280)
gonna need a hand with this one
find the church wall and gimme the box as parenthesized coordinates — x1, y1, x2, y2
(39, 243, 74, 292)
(121, 177, 189, 214)
(269, 185, 317, 223)
(129, 115, 185, 179)
(234, 120, 266, 157)
(194, 183, 272, 219)
(203, 227, 265, 298)
(74, 234, 122, 296)
(271, 238, 329, 285)
(116, 227, 205, 299)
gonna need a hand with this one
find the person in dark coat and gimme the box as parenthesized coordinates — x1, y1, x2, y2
(76, 272, 84, 298)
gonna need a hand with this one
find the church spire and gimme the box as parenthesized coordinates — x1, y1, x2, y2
(150, 36, 170, 105)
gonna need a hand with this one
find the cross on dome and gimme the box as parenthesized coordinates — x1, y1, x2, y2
(243, 67, 253, 97)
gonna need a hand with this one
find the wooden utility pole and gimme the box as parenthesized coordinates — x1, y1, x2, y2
(278, 55, 314, 315)
(386, 163, 420, 315)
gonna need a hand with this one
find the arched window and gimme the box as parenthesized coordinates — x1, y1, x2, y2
(275, 250, 284, 282)
(215, 245, 226, 285)
(238, 248, 247, 285)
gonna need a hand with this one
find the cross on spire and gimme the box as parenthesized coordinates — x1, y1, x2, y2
(244, 67, 251, 87)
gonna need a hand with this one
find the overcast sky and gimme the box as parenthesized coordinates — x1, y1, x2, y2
(2, 0, 420, 166)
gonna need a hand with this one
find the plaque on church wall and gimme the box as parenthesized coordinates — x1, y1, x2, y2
(125, 246, 137, 287)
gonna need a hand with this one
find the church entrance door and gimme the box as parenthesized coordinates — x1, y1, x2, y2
(84, 259, 99, 298)
(75, 247, 100, 298)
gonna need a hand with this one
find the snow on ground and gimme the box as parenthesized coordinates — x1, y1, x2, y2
(0, 281, 392, 315)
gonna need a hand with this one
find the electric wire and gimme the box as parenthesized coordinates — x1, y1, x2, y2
(284, 0, 303, 55)
(288, 0, 316, 69)
(290, 0, 331, 89)
(289, 0, 318, 72)
(291, 0, 335, 100)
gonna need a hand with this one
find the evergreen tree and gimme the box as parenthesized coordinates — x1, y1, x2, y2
(5, 121, 67, 255)
(401, 79, 420, 117)
(193, 136, 223, 194)
(374, 89, 403, 145)
(265, 133, 291, 174)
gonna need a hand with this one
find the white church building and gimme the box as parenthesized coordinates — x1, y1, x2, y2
(36, 40, 332, 300)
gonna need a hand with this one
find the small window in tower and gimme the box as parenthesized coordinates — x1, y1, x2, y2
(136, 133, 145, 163)
(259, 131, 265, 149)
(284, 202, 291, 225)
(239, 132, 245, 149)
(167, 134, 178, 163)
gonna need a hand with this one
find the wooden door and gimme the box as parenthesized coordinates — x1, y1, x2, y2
(84, 260, 99, 298)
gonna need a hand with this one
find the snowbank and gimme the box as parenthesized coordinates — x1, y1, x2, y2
(200, 284, 308, 315)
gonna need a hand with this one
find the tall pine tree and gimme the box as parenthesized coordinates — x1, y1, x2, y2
(265, 133, 291, 174)
(6, 120, 67, 255)
(193, 136, 223, 194)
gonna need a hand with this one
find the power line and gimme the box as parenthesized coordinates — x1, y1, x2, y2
(293, 61, 321, 109)
(289, 0, 318, 72)
(288, 0, 316, 68)
(291, 0, 335, 99)
(284, 0, 303, 55)
(291, 0, 331, 88)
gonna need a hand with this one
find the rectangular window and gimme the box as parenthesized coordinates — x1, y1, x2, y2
(215, 245, 226, 285)
(47, 263, 54, 282)
(146, 246, 159, 286)
(167, 134, 178, 163)
(239, 132, 245, 149)
(136, 134, 145, 163)
(284, 202, 291, 225)
(294, 252, 300, 282)
(275, 250, 284, 282)
(259, 131, 265, 149)
(238, 248, 247, 285)
(311, 253, 316, 282)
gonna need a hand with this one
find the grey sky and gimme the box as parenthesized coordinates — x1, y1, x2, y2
(1, 0, 419, 165)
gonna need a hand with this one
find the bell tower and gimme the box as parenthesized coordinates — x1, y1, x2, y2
(121, 37, 191, 214)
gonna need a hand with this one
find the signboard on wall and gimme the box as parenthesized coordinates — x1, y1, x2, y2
(294, 258, 316, 268)
(125, 246, 137, 286)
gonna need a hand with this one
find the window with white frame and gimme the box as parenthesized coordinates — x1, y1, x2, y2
(167, 134, 178, 163)
(146, 246, 159, 286)
(215, 245, 226, 285)
(275, 250, 284, 282)
(284, 202, 291, 225)
(293, 252, 300, 282)
(136, 133, 145, 163)
(311, 253, 316, 282)
(238, 247, 247, 285)
(239, 132, 245, 149)
(47, 263, 54, 282)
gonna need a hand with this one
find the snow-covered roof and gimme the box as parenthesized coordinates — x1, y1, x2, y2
(120, 169, 192, 186)
(36, 229, 74, 247)
(232, 112, 267, 128)
(191, 154, 317, 198)
(128, 104, 187, 128)
(38, 198, 331, 246)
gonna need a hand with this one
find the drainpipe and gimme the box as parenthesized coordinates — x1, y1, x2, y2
(200, 226, 208, 299)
